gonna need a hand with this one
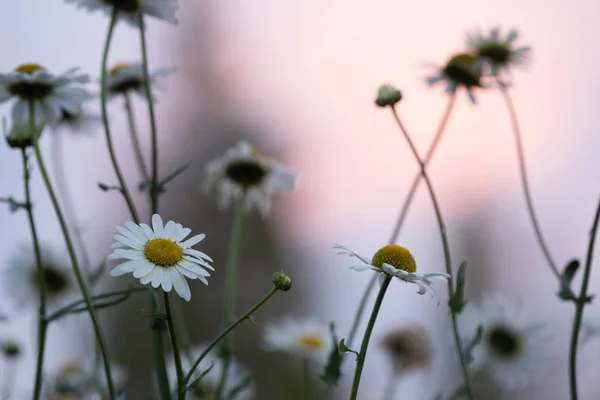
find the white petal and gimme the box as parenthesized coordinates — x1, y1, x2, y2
(140, 272, 154, 285)
(333, 245, 372, 265)
(349, 264, 376, 272)
(161, 269, 173, 292)
(185, 248, 213, 262)
(113, 249, 146, 261)
(180, 234, 205, 248)
(113, 235, 144, 250)
(124, 221, 148, 242)
(152, 214, 164, 237)
(133, 263, 155, 278)
(110, 261, 141, 276)
(161, 220, 176, 239)
(170, 269, 191, 301)
(267, 166, 296, 192)
(140, 223, 156, 240)
(151, 268, 163, 288)
(183, 255, 214, 270)
(179, 261, 211, 277)
(173, 226, 191, 242)
(116, 225, 144, 243)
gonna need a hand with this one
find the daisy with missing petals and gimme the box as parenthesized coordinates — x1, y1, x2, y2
(334, 244, 450, 305)
(203, 141, 297, 216)
(460, 295, 553, 391)
(263, 316, 333, 365)
(467, 28, 530, 77)
(425, 53, 484, 104)
(64, 0, 178, 28)
(0, 64, 90, 127)
(105, 62, 174, 100)
(108, 214, 213, 301)
(165, 344, 254, 400)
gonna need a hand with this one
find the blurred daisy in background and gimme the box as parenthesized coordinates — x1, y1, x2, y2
(380, 325, 432, 376)
(105, 62, 175, 100)
(460, 295, 554, 392)
(108, 214, 214, 301)
(467, 27, 530, 77)
(165, 344, 254, 400)
(203, 141, 297, 216)
(425, 53, 484, 103)
(0, 64, 90, 127)
(55, 103, 101, 136)
(64, 0, 179, 27)
(263, 316, 333, 365)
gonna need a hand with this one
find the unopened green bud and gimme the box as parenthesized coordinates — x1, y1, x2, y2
(272, 271, 292, 291)
(1, 340, 21, 358)
(375, 84, 402, 107)
(5, 120, 44, 149)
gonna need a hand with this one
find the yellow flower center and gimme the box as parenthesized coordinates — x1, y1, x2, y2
(144, 238, 184, 267)
(109, 62, 133, 76)
(298, 334, 324, 349)
(15, 63, 46, 75)
(371, 244, 416, 273)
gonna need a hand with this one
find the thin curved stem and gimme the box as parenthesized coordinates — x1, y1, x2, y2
(568, 194, 600, 400)
(345, 94, 457, 350)
(349, 275, 392, 400)
(22, 147, 47, 400)
(100, 9, 140, 223)
(164, 293, 184, 400)
(498, 83, 559, 279)
(390, 106, 474, 400)
(123, 92, 150, 183)
(30, 103, 116, 400)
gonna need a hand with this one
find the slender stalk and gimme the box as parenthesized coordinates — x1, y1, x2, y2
(302, 359, 312, 398)
(345, 94, 457, 350)
(215, 197, 246, 399)
(349, 275, 392, 400)
(152, 293, 171, 400)
(183, 286, 280, 387)
(100, 8, 140, 223)
(164, 293, 185, 400)
(22, 147, 48, 400)
(29, 102, 116, 400)
(568, 194, 600, 400)
(137, 13, 160, 214)
(123, 92, 150, 183)
(390, 106, 473, 400)
(498, 83, 559, 279)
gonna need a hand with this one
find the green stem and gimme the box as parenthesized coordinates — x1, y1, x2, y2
(498, 83, 559, 279)
(137, 12, 160, 215)
(164, 292, 185, 400)
(152, 292, 171, 400)
(183, 286, 280, 388)
(344, 94, 457, 351)
(22, 147, 47, 400)
(390, 106, 473, 400)
(349, 275, 392, 400)
(568, 194, 600, 400)
(215, 197, 246, 399)
(123, 92, 150, 183)
(303, 359, 312, 398)
(100, 8, 140, 223)
(29, 102, 116, 400)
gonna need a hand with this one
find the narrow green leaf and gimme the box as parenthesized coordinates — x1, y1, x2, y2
(449, 261, 468, 314)
(463, 325, 483, 365)
(558, 259, 580, 302)
(319, 322, 342, 386)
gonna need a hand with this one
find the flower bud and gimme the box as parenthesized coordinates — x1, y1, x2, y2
(5, 120, 45, 149)
(1, 339, 21, 359)
(375, 84, 402, 107)
(272, 271, 292, 291)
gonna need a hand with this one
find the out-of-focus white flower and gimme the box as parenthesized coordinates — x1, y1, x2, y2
(0, 64, 90, 127)
(460, 295, 553, 392)
(467, 27, 530, 77)
(334, 244, 450, 305)
(55, 103, 101, 136)
(165, 344, 254, 400)
(203, 141, 296, 216)
(263, 316, 333, 365)
(105, 62, 174, 100)
(64, 0, 178, 28)
(425, 53, 484, 104)
(108, 214, 213, 301)
(380, 325, 432, 375)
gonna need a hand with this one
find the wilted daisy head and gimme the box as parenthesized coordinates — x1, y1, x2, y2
(203, 141, 297, 216)
(108, 214, 214, 301)
(460, 295, 553, 392)
(2, 246, 75, 311)
(381, 325, 432, 375)
(165, 344, 254, 400)
(105, 62, 174, 100)
(263, 316, 333, 365)
(64, 0, 179, 28)
(0, 64, 91, 127)
(426, 53, 484, 103)
(467, 27, 530, 77)
(334, 244, 450, 305)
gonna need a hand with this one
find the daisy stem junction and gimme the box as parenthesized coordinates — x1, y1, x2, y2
(123, 91, 150, 183)
(29, 101, 117, 400)
(21, 147, 48, 400)
(349, 275, 392, 400)
(215, 196, 247, 399)
(498, 81, 559, 279)
(568, 193, 600, 400)
(390, 106, 474, 400)
(345, 94, 457, 352)
(182, 285, 281, 391)
(164, 292, 185, 400)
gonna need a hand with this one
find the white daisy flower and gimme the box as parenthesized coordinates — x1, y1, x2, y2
(263, 316, 333, 365)
(0, 64, 91, 127)
(425, 53, 484, 104)
(108, 214, 213, 301)
(467, 27, 530, 77)
(105, 62, 174, 100)
(203, 141, 297, 216)
(334, 244, 450, 305)
(55, 103, 101, 136)
(165, 344, 254, 400)
(64, 0, 178, 28)
(2, 246, 76, 312)
(460, 295, 554, 392)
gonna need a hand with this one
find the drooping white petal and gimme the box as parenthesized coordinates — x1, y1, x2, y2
(170, 269, 191, 301)
(184, 248, 214, 262)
